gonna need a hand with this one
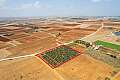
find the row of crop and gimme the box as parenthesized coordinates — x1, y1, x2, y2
(45, 46, 77, 58)
(74, 40, 91, 47)
(41, 46, 78, 68)
(86, 47, 120, 68)
(42, 54, 58, 66)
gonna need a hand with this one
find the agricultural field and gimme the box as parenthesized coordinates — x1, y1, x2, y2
(73, 28, 97, 32)
(0, 41, 13, 49)
(95, 40, 120, 51)
(0, 36, 11, 42)
(0, 56, 62, 80)
(86, 47, 120, 68)
(82, 27, 113, 42)
(16, 35, 41, 44)
(58, 29, 95, 43)
(36, 45, 80, 68)
(55, 54, 114, 80)
(1, 18, 120, 80)
(31, 31, 51, 39)
(85, 24, 101, 30)
(6, 32, 30, 40)
(46, 28, 71, 33)
(73, 40, 91, 48)
(114, 72, 120, 80)
(6, 36, 58, 57)
(67, 42, 85, 53)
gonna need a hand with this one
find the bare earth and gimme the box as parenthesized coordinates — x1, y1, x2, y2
(0, 54, 114, 80)
(0, 56, 62, 80)
(55, 54, 113, 80)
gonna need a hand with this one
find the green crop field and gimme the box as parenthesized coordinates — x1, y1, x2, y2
(95, 40, 120, 51)
(39, 45, 79, 68)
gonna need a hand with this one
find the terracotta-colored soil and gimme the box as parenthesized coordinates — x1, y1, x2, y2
(55, 54, 114, 80)
(0, 56, 62, 80)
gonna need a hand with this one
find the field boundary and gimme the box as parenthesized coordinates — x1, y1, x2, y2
(35, 45, 82, 69)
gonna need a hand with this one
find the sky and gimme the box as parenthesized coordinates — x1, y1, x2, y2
(0, 0, 119, 17)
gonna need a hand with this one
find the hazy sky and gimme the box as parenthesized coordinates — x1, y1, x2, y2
(0, 0, 119, 17)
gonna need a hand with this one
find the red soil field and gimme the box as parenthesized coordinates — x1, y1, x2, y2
(7, 32, 30, 40)
(16, 36, 41, 44)
(7, 37, 58, 55)
(68, 45, 85, 53)
(31, 31, 51, 39)
(62, 23, 80, 26)
(73, 28, 97, 31)
(0, 41, 12, 49)
(47, 28, 71, 33)
(0, 28, 26, 33)
(0, 28, 13, 32)
(0, 36, 11, 42)
(85, 25, 101, 30)
(58, 29, 95, 42)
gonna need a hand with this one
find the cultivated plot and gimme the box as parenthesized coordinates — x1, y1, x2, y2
(36, 45, 80, 68)
(95, 40, 120, 51)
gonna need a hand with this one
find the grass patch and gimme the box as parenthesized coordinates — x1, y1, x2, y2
(95, 40, 120, 51)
